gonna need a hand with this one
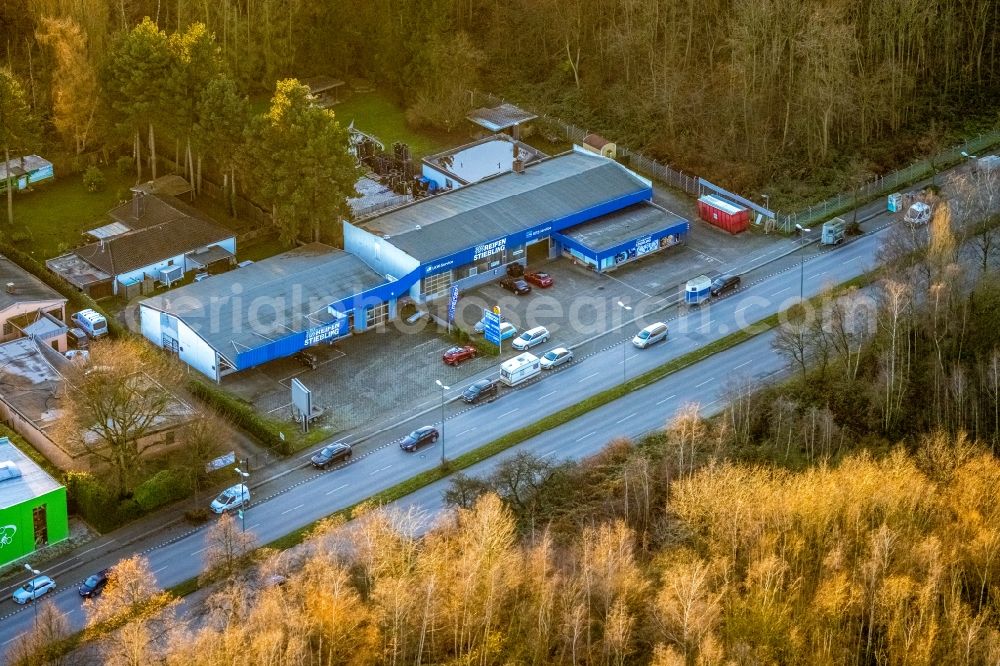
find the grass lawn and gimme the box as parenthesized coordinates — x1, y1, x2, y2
(7, 169, 136, 260)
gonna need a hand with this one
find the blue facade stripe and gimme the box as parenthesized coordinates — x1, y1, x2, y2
(553, 220, 690, 262)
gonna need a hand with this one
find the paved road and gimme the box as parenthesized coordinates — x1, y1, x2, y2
(0, 214, 888, 646)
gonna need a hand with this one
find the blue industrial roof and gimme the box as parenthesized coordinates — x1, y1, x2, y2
(140, 244, 387, 361)
(360, 149, 651, 262)
(559, 202, 687, 253)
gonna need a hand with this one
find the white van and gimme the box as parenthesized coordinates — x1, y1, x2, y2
(210, 483, 250, 514)
(633, 322, 668, 348)
(512, 326, 550, 351)
(499, 352, 541, 386)
(904, 202, 931, 225)
(71, 309, 108, 338)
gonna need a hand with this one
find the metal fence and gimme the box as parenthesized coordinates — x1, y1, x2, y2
(776, 131, 1000, 231)
(472, 90, 1000, 233)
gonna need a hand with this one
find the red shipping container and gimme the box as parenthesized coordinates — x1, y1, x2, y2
(697, 194, 749, 234)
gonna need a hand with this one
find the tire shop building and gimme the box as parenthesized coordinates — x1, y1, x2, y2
(345, 147, 689, 302)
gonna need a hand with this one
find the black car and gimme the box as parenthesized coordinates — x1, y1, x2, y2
(309, 441, 352, 469)
(78, 570, 109, 598)
(400, 426, 439, 452)
(710, 274, 741, 297)
(462, 379, 499, 404)
(499, 277, 532, 295)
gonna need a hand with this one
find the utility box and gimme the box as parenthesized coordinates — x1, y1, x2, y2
(685, 274, 712, 306)
(821, 217, 846, 245)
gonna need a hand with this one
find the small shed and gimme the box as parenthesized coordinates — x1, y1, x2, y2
(582, 134, 617, 159)
(300, 76, 346, 108)
(0, 155, 54, 193)
(697, 194, 749, 234)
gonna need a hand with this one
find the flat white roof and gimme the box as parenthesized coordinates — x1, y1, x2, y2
(698, 194, 745, 216)
(0, 436, 62, 509)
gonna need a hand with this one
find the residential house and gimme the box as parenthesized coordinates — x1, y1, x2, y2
(0, 256, 68, 352)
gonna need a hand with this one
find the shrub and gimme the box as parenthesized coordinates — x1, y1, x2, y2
(9, 230, 31, 244)
(187, 379, 290, 454)
(116, 155, 134, 176)
(64, 471, 122, 533)
(134, 469, 193, 511)
(184, 508, 211, 524)
(82, 166, 106, 193)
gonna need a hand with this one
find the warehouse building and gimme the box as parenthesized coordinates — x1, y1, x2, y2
(139, 243, 401, 379)
(0, 436, 68, 567)
(346, 147, 687, 302)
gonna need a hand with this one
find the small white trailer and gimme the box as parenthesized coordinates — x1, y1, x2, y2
(821, 217, 846, 245)
(499, 352, 541, 386)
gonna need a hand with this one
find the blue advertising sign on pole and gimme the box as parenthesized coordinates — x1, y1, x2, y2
(483, 307, 502, 348)
(448, 285, 459, 322)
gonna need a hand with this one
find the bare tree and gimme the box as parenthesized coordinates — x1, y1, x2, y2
(5, 600, 71, 666)
(201, 513, 259, 582)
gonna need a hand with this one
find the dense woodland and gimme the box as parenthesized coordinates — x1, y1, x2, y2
(3, 0, 1000, 195)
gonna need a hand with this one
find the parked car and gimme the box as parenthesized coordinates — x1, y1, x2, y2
(632, 322, 668, 348)
(310, 441, 352, 469)
(540, 347, 574, 369)
(71, 309, 108, 338)
(512, 326, 550, 351)
(710, 274, 741, 297)
(12, 576, 55, 604)
(67, 327, 89, 350)
(294, 350, 318, 370)
(78, 570, 109, 598)
(462, 378, 499, 404)
(499, 277, 532, 295)
(210, 484, 250, 514)
(400, 426, 439, 452)
(193, 271, 210, 282)
(525, 271, 554, 288)
(442, 345, 477, 366)
(475, 320, 518, 341)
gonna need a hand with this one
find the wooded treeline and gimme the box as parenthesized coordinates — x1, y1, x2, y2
(5, 0, 999, 191)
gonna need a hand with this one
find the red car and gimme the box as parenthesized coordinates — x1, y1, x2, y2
(442, 345, 477, 366)
(525, 271, 554, 288)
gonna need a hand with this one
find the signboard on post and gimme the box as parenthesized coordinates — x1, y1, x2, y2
(448, 285, 459, 322)
(205, 451, 236, 473)
(483, 307, 502, 347)
(291, 378, 313, 433)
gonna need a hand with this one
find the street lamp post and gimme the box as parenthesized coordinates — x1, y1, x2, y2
(234, 463, 249, 532)
(617, 301, 632, 383)
(795, 225, 812, 301)
(23, 563, 40, 624)
(435, 380, 449, 465)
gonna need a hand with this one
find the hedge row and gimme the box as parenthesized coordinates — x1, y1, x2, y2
(64, 469, 196, 532)
(187, 379, 291, 454)
(0, 237, 126, 337)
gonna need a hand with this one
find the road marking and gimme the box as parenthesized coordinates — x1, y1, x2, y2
(539, 450, 556, 458)
(281, 504, 305, 515)
(578, 372, 600, 383)
(429, 346, 451, 355)
(369, 465, 393, 476)
(615, 413, 637, 424)
(699, 320, 713, 331)
(696, 377, 714, 388)
(735, 304, 754, 313)
(3, 633, 23, 647)
(703, 399, 719, 408)
(69, 539, 117, 560)
(656, 394, 677, 405)
(247, 523, 261, 531)
(414, 339, 436, 348)
(325, 484, 349, 496)
(498, 408, 519, 418)
(455, 427, 477, 437)
(847, 255, 861, 262)
(625, 354, 639, 362)
(193, 546, 209, 556)
(734, 360, 753, 369)
(153, 565, 169, 575)
(575, 431, 597, 442)
(539, 390, 557, 399)
(772, 287, 791, 296)
(809, 271, 825, 279)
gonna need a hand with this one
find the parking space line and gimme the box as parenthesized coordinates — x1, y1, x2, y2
(578, 372, 600, 383)
(265, 401, 292, 414)
(656, 394, 677, 405)
(414, 339, 437, 348)
(695, 377, 714, 388)
(615, 413, 637, 424)
(325, 484, 349, 496)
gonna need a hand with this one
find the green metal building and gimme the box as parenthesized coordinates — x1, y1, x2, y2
(0, 437, 68, 567)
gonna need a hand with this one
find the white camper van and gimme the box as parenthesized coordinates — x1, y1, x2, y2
(499, 352, 541, 386)
(71, 309, 108, 338)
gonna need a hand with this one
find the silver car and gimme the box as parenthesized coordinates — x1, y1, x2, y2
(12, 576, 55, 604)
(540, 347, 573, 369)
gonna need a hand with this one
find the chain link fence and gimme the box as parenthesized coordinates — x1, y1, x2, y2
(472, 90, 1000, 232)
